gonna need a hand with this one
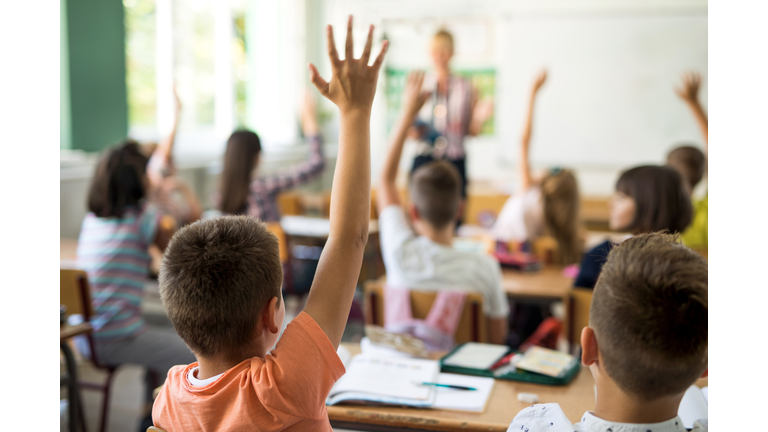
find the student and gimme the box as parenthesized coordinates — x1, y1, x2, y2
(216, 93, 325, 221)
(145, 85, 203, 227)
(574, 165, 692, 289)
(667, 72, 708, 249)
(491, 70, 581, 265)
(76, 140, 196, 425)
(152, 16, 387, 430)
(507, 233, 707, 431)
(377, 71, 509, 345)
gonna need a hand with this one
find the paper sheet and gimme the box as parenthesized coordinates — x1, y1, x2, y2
(442, 343, 509, 370)
(432, 373, 495, 413)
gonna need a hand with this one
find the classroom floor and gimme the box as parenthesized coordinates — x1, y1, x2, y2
(60, 279, 367, 432)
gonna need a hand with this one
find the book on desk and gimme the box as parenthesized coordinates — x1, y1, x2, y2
(326, 353, 496, 413)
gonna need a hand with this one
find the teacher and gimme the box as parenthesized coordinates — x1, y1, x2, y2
(411, 29, 493, 201)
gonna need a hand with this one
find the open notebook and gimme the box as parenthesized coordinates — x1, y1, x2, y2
(327, 353, 494, 413)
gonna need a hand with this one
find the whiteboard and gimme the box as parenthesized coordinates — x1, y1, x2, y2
(497, 13, 708, 167)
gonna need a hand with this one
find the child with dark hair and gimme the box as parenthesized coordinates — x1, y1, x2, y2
(216, 93, 325, 220)
(508, 233, 707, 431)
(76, 140, 196, 426)
(377, 71, 509, 345)
(667, 72, 708, 248)
(574, 165, 692, 289)
(152, 17, 388, 430)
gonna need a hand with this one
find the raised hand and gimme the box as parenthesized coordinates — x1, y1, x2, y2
(675, 72, 702, 104)
(308, 16, 388, 115)
(531, 69, 548, 94)
(401, 71, 429, 119)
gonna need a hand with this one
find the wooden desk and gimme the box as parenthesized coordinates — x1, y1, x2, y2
(327, 344, 595, 432)
(502, 267, 573, 300)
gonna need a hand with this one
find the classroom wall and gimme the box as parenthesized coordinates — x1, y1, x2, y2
(64, 0, 129, 152)
(314, 0, 708, 189)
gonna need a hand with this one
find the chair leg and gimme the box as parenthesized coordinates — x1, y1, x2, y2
(98, 368, 118, 432)
(78, 395, 88, 432)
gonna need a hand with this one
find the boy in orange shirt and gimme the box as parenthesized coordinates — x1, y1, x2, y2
(152, 16, 388, 431)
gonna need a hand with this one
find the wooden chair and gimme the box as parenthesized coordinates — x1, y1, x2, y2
(567, 287, 594, 354)
(61, 269, 158, 432)
(266, 222, 294, 294)
(363, 278, 488, 344)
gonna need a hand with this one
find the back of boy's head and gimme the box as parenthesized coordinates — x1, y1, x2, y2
(616, 165, 692, 234)
(541, 169, 581, 265)
(87, 140, 149, 218)
(591, 233, 707, 401)
(666, 145, 706, 191)
(409, 160, 461, 229)
(159, 216, 283, 363)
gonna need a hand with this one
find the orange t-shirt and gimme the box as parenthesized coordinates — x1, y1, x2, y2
(152, 312, 345, 431)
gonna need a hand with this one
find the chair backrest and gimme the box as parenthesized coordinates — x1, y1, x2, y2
(532, 236, 559, 265)
(60, 269, 95, 321)
(266, 222, 288, 263)
(568, 287, 594, 350)
(363, 278, 488, 344)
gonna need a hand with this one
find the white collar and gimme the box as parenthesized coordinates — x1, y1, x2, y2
(579, 411, 688, 432)
(187, 366, 224, 387)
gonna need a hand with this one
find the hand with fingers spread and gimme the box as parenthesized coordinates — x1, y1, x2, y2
(675, 72, 702, 104)
(308, 15, 388, 115)
(303, 16, 388, 349)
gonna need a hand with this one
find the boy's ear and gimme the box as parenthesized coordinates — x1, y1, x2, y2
(407, 202, 420, 222)
(455, 199, 465, 221)
(262, 297, 280, 335)
(581, 326, 599, 367)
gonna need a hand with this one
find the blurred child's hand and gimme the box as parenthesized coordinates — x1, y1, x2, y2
(308, 16, 388, 115)
(402, 71, 429, 119)
(675, 72, 702, 103)
(532, 69, 548, 93)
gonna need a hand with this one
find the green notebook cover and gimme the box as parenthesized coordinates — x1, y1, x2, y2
(439, 343, 580, 386)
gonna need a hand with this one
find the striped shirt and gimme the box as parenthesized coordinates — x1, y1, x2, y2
(218, 135, 325, 221)
(76, 204, 160, 343)
(417, 74, 475, 160)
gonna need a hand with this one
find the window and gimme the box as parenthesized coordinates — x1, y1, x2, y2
(124, 0, 306, 153)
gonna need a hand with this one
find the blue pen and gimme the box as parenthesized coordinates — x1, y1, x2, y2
(417, 382, 477, 391)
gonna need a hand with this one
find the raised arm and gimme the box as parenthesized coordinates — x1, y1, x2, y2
(376, 71, 428, 213)
(303, 16, 388, 348)
(148, 86, 182, 189)
(675, 72, 708, 154)
(518, 70, 547, 192)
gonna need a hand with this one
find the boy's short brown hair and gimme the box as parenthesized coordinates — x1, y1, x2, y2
(159, 216, 283, 362)
(591, 233, 707, 400)
(666, 145, 706, 191)
(409, 160, 461, 229)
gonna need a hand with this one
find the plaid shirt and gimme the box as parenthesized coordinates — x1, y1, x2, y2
(243, 135, 325, 222)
